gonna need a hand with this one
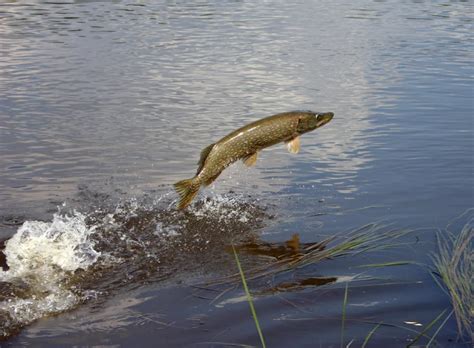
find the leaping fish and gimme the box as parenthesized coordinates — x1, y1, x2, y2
(174, 110, 334, 209)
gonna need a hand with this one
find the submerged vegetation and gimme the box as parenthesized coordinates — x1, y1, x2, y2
(431, 211, 473, 343)
(232, 245, 266, 348)
(214, 222, 412, 285)
(226, 214, 474, 347)
(226, 223, 415, 346)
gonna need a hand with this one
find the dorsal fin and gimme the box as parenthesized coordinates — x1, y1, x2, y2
(196, 143, 215, 174)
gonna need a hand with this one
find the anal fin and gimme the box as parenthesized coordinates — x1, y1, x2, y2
(242, 152, 258, 167)
(286, 136, 300, 154)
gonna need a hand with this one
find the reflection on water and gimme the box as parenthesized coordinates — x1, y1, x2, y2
(262, 276, 338, 293)
(1, 1, 470, 216)
(234, 233, 304, 260)
(0, 0, 472, 346)
(0, 0, 393, 204)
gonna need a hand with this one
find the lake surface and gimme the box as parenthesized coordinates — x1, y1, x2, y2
(0, 0, 473, 347)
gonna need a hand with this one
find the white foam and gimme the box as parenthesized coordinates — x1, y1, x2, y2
(0, 211, 100, 328)
(1, 211, 100, 283)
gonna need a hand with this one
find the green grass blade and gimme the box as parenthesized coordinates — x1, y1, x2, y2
(361, 322, 382, 348)
(340, 283, 349, 348)
(197, 342, 256, 348)
(232, 245, 266, 348)
(427, 309, 454, 347)
(356, 261, 417, 268)
(431, 220, 473, 340)
(407, 309, 447, 347)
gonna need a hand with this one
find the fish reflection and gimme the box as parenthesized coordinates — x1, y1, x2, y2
(232, 233, 327, 261)
(221, 233, 339, 294)
(263, 276, 338, 294)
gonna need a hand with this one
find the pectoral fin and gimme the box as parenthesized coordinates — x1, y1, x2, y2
(286, 136, 300, 154)
(242, 152, 258, 167)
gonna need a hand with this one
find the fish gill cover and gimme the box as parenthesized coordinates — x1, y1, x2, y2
(0, 192, 269, 340)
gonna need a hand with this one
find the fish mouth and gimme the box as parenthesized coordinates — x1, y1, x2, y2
(315, 112, 334, 127)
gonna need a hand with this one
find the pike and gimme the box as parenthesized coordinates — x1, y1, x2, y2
(174, 110, 334, 209)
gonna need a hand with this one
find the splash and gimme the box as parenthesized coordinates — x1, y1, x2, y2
(191, 194, 256, 223)
(2, 212, 100, 281)
(0, 211, 100, 339)
(0, 192, 269, 340)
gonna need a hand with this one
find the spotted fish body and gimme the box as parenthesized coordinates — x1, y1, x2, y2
(174, 110, 334, 209)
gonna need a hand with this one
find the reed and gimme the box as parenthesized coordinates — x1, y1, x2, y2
(232, 245, 266, 348)
(431, 214, 473, 342)
(213, 223, 411, 285)
(361, 322, 382, 348)
(340, 283, 349, 348)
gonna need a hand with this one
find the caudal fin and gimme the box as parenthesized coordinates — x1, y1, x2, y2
(174, 177, 200, 210)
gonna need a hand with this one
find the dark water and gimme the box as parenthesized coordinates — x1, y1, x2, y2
(0, 0, 473, 347)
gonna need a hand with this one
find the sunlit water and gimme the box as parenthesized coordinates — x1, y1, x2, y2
(0, 0, 472, 346)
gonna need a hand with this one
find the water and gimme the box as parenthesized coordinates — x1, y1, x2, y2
(0, 0, 472, 346)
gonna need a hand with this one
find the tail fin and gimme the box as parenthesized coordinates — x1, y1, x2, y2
(174, 177, 200, 210)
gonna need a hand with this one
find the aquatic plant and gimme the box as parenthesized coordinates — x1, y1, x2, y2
(340, 283, 349, 348)
(213, 222, 411, 285)
(361, 322, 382, 348)
(431, 211, 473, 343)
(407, 308, 450, 347)
(232, 245, 266, 348)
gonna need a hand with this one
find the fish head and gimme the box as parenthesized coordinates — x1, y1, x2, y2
(296, 111, 334, 134)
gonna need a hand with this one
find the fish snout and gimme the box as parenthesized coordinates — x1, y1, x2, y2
(315, 112, 334, 128)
